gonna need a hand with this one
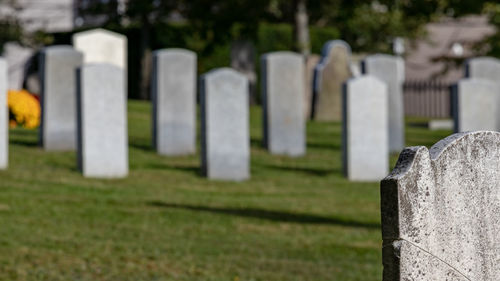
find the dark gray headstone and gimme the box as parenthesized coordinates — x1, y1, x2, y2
(152, 49, 196, 155)
(230, 40, 256, 103)
(261, 51, 306, 156)
(77, 64, 128, 178)
(381, 131, 500, 280)
(200, 68, 249, 181)
(39, 46, 83, 151)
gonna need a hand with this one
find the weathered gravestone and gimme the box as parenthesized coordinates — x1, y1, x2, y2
(342, 75, 388, 181)
(452, 78, 498, 132)
(39, 46, 83, 151)
(261, 51, 305, 156)
(362, 54, 405, 152)
(231, 40, 257, 104)
(304, 54, 320, 119)
(152, 49, 196, 155)
(381, 131, 500, 281)
(200, 68, 249, 181)
(312, 40, 352, 121)
(0, 58, 7, 169)
(77, 64, 128, 178)
(72, 28, 127, 70)
(465, 56, 500, 81)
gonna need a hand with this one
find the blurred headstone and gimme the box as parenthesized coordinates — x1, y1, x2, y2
(72, 28, 127, 70)
(312, 40, 352, 121)
(362, 54, 405, 152)
(200, 68, 249, 181)
(465, 57, 500, 82)
(342, 75, 388, 181)
(230, 40, 256, 104)
(381, 131, 500, 280)
(2, 42, 33, 90)
(261, 51, 305, 156)
(0, 58, 7, 169)
(39, 46, 83, 151)
(152, 49, 197, 155)
(77, 64, 128, 178)
(451, 78, 498, 132)
(304, 54, 320, 119)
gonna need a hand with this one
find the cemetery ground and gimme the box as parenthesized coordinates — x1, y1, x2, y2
(0, 101, 450, 281)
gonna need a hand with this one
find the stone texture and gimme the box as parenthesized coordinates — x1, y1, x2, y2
(312, 40, 352, 121)
(200, 68, 249, 181)
(0, 58, 7, 169)
(39, 45, 83, 151)
(77, 64, 128, 178)
(152, 48, 196, 155)
(465, 57, 500, 81)
(304, 54, 320, 119)
(342, 75, 388, 181)
(261, 51, 306, 156)
(381, 131, 500, 281)
(451, 78, 498, 132)
(72, 28, 127, 70)
(362, 54, 405, 152)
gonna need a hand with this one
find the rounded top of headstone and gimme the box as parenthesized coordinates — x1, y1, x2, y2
(363, 53, 401, 63)
(81, 63, 123, 73)
(72, 28, 126, 42)
(42, 45, 81, 55)
(202, 67, 247, 83)
(321, 40, 352, 57)
(465, 56, 500, 79)
(153, 48, 196, 59)
(261, 51, 303, 62)
(348, 74, 386, 87)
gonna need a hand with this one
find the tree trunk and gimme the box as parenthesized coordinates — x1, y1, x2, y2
(139, 19, 152, 100)
(294, 0, 310, 56)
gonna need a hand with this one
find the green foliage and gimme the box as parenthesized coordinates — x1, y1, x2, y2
(257, 23, 293, 54)
(309, 26, 340, 54)
(481, 2, 500, 57)
(0, 18, 21, 53)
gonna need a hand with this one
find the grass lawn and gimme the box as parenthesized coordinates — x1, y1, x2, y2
(0, 100, 452, 281)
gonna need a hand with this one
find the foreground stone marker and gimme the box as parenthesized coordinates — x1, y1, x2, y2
(342, 75, 388, 181)
(362, 54, 405, 152)
(152, 49, 196, 155)
(200, 68, 249, 181)
(452, 78, 498, 132)
(72, 28, 127, 70)
(39, 46, 83, 151)
(0, 58, 7, 169)
(261, 51, 305, 156)
(77, 64, 128, 178)
(381, 131, 500, 281)
(465, 56, 500, 81)
(312, 40, 352, 121)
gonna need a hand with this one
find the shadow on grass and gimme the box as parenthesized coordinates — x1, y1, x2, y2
(264, 164, 340, 177)
(144, 163, 200, 175)
(148, 201, 380, 229)
(9, 128, 38, 147)
(306, 141, 340, 150)
(130, 142, 154, 152)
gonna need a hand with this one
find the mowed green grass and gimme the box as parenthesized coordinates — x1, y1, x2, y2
(0, 101, 451, 281)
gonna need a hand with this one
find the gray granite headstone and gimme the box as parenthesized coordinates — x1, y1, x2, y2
(77, 64, 128, 178)
(0, 58, 7, 169)
(465, 57, 500, 81)
(261, 51, 306, 156)
(39, 46, 83, 151)
(381, 131, 500, 281)
(452, 78, 498, 132)
(342, 75, 388, 181)
(312, 40, 352, 121)
(200, 68, 249, 181)
(152, 49, 196, 155)
(362, 54, 405, 152)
